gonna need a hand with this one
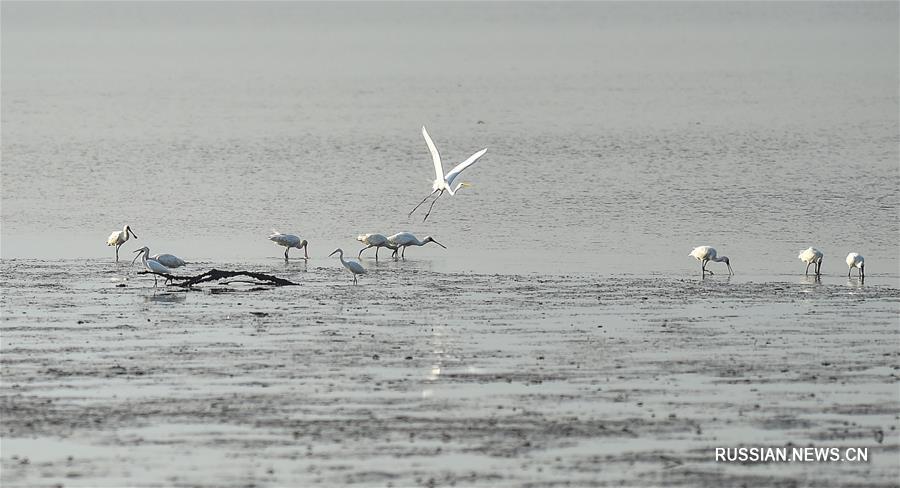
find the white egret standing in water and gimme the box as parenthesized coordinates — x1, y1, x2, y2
(689, 246, 733, 276)
(329, 248, 366, 284)
(106, 225, 138, 261)
(268, 231, 309, 260)
(798, 247, 823, 276)
(388, 232, 446, 259)
(845, 252, 865, 279)
(133, 246, 171, 287)
(408, 126, 487, 221)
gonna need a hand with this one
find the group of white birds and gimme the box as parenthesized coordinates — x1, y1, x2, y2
(109, 126, 870, 286)
(689, 246, 866, 279)
(107, 225, 448, 286)
(275, 231, 446, 284)
(106, 225, 187, 286)
(796, 247, 866, 279)
(106, 126, 478, 285)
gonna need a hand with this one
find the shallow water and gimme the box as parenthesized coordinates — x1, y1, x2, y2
(2, 2, 899, 486)
(1, 2, 898, 276)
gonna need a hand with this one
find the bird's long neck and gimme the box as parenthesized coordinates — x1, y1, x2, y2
(711, 256, 727, 263)
(412, 239, 425, 247)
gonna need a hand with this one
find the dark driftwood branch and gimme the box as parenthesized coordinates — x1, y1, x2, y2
(138, 269, 298, 287)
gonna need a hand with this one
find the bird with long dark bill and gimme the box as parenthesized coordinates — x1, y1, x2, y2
(689, 246, 733, 276)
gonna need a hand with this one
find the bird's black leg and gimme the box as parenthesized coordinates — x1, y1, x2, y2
(422, 190, 444, 222)
(359, 245, 371, 259)
(375, 247, 379, 261)
(816, 260, 822, 276)
(409, 190, 439, 218)
(805, 263, 811, 276)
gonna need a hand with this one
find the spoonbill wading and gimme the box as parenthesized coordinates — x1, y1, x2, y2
(408, 126, 487, 221)
(131, 247, 186, 269)
(798, 247, 823, 276)
(846, 252, 865, 278)
(689, 246, 733, 276)
(388, 232, 446, 259)
(357, 233, 397, 260)
(268, 231, 309, 260)
(329, 248, 366, 284)
(133, 246, 172, 287)
(107, 225, 138, 261)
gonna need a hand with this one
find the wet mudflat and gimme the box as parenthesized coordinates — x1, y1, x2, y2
(1, 259, 898, 487)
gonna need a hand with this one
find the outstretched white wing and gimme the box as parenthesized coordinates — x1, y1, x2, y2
(422, 126, 444, 181)
(445, 148, 487, 188)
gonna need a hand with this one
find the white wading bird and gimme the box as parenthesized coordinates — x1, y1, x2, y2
(408, 126, 487, 221)
(133, 246, 172, 287)
(388, 232, 446, 259)
(357, 233, 397, 260)
(130, 247, 186, 269)
(798, 247, 823, 276)
(846, 252, 865, 279)
(689, 246, 733, 276)
(329, 248, 366, 284)
(268, 231, 308, 260)
(106, 225, 138, 261)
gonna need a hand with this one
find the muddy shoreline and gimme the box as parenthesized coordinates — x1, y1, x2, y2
(2, 260, 898, 487)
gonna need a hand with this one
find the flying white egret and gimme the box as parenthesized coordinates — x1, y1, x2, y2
(106, 225, 138, 261)
(845, 252, 865, 279)
(329, 248, 366, 284)
(133, 246, 172, 287)
(798, 247, 823, 276)
(357, 233, 397, 260)
(130, 247, 186, 269)
(408, 126, 487, 221)
(388, 232, 446, 259)
(268, 231, 308, 260)
(689, 246, 733, 276)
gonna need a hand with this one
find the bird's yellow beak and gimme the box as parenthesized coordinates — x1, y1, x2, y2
(460, 182, 473, 188)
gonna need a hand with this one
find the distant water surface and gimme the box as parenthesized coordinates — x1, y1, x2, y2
(2, 2, 898, 277)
